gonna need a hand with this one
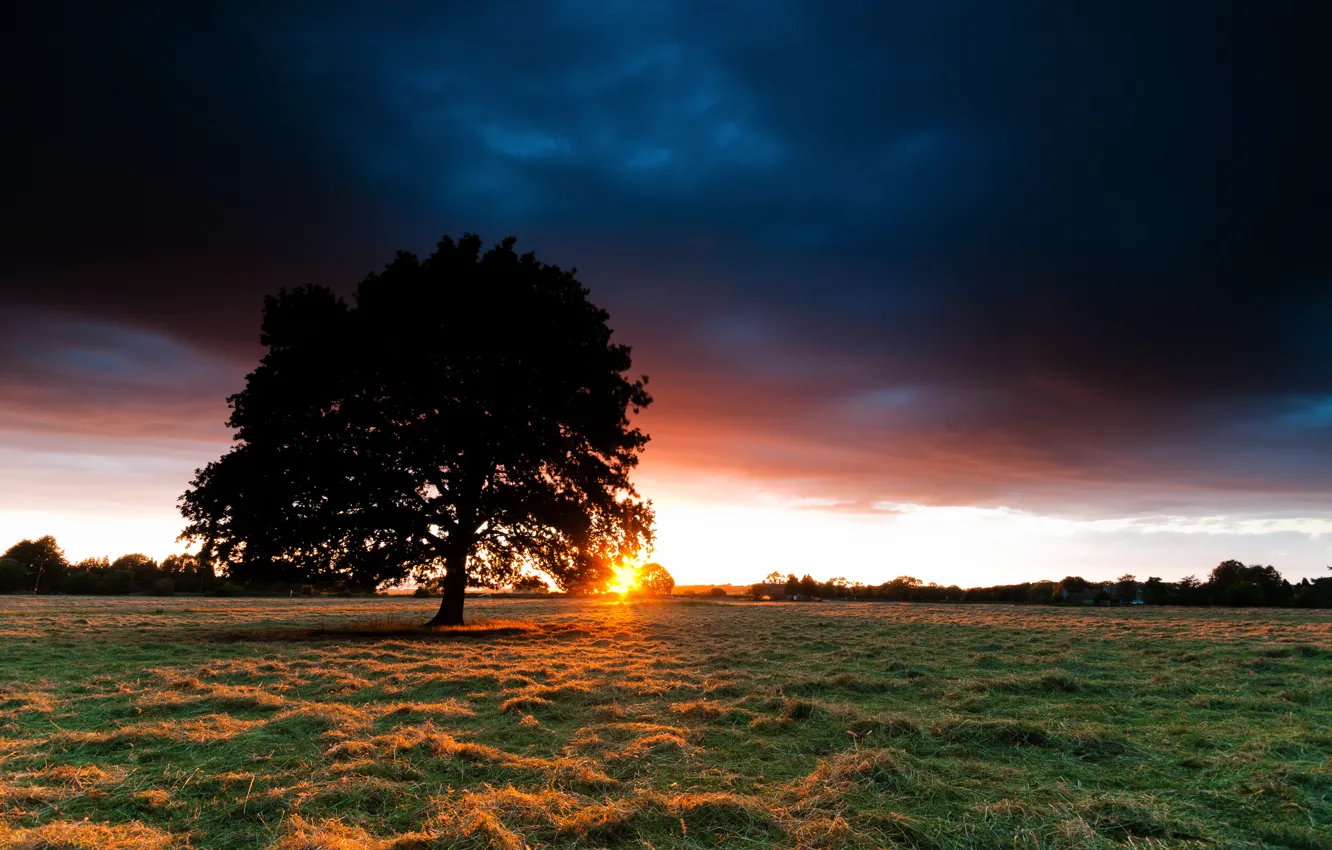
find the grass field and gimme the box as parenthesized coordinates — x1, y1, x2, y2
(1, 597, 1329, 849)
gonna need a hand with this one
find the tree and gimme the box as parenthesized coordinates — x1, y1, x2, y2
(510, 574, 549, 593)
(637, 562, 674, 596)
(883, 575, 922, 601)
(822, 576, 850, 597)
(180, 235, 654, 626)
(160, 554, 197, 576)
(1176, 575, 1204, 605)
(763, 571, 785, 584)
(1142, 576, 1170, 605)
(112, 553, 159, 587)
(1203, 560, 1289, 606)
(162, 553, 215, 592)
(0, 559, 27, 594)
(2, 536, 68, 593)
(1114, 574, 1139, 603)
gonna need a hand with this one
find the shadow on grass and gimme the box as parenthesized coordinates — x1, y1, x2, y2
(211, 617, 538, 643)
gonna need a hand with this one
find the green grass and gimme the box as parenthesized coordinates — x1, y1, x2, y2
(1, 596, 1329, 848)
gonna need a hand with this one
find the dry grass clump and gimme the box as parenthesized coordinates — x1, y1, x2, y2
(51, 713, 263, 748)
(0, 764, 125, 808)
(131, 789, 172, 811)
(497, 695, 551, 714)
(789, 747, 917, 798)
(375, 699, 474, 720)
(0, 691, 56, 716)
(0, 820, 176, 850)
(270, 815, 434, 850)
(608, 731, 694, 761)
(436, 786, 777, 848)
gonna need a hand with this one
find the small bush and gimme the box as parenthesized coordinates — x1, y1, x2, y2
(149, 578, 175, 596)
(0, 558, 28, 593)
(101, 570, 137, 595)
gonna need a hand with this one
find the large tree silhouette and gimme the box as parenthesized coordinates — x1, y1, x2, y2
(180, 235, 654, 625)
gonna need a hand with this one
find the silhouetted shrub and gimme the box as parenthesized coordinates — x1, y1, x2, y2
(61, 571, 103, 594)
(101, 570, 136, 595)
(150, 578, 175, 596)
(0, 558, 27, 593)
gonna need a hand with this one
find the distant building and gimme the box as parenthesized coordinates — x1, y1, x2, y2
(755, 583, 786, 600)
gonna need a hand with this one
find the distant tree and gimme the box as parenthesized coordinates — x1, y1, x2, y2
(112, 553, 159, 588)
(1058, 576, 1090, 596)
(883, 576, 922, 601)
(0, 559, 27, 594)
(1114, 574, 1139, 603)
(510, 574, 549, 593)
(161, 553, 215, 593)
(1027, 581, 1058, 604)
(1176, 575, 1205, 605)
(101, 570, 136, 595)
(763, 571, 786, 584)
(709, 587, 727, 598)
(2, 536, 68, 593)
(1204, 560, 1289, 607)
(62, 571, 103, 594)
(1227, 581, 1265, 607)
(797, 574, 819, 597)
(160, 554, 197, 576)
(822, 576, 850, 598)
(638, 562, 675, 596)
(180, 235, 654, 626)
(1142, 576, 1171, 605)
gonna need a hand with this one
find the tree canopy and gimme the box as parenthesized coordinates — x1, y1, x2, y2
(2, 536, 67, 593)
(637, 562, 675, 596)
(179, 234, 655, 624)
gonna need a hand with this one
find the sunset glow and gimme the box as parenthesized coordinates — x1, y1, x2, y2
(606, 563, 640, 595)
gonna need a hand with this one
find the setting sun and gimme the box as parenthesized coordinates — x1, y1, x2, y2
(606, 563, 640, 595)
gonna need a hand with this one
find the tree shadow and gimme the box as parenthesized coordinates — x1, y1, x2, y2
(209, 617, 537, 643)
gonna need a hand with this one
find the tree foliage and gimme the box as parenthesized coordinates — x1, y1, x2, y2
(637, 562, 674, 596)
(510, 574, 550, 593)
(2, 536, 67, 593)
(179, 234, 655, 624)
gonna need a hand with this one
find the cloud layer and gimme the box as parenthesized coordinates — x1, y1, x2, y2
(3, 1, 1331, 568)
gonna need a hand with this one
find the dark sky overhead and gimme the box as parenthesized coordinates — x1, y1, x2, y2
(3, 1, 1331, 578)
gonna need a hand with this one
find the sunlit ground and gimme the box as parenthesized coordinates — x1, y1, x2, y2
(1, 596, 1329, 848)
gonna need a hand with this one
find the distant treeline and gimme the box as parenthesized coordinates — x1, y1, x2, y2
(752, 560, 1332, 608)
(6, 534, 1329, 609)
(0, 536, 223, 596)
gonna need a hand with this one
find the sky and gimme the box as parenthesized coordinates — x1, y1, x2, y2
(3, 1, 1331, 587)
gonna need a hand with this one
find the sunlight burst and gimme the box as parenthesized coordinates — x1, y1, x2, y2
(606, 563, 640, 595)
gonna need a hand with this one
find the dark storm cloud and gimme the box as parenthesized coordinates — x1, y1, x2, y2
(3, 1, 1330, 514)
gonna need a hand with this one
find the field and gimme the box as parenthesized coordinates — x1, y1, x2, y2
(1, 598, 1329, 849)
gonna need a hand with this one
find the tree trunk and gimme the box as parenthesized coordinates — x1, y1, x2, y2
(426, 541, 469, 627)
